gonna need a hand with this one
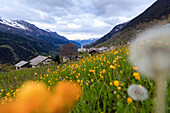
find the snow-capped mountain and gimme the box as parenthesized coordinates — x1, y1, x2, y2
(0, 17, 28, 30)
(0, 17, 80, 47)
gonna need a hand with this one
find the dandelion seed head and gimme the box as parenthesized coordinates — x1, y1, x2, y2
(128, 84, 148, 101)
(129, 24, 170, 79)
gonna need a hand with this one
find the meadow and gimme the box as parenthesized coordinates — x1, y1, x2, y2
(0, 45, 169, 113)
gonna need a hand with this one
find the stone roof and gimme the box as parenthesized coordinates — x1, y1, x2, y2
(15, 61, 28, 67)
(29, 55, 48, 66)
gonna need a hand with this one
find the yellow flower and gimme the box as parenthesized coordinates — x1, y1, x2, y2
(114, 51, 118, 55)
(110, 65, 116, 69)
(113, 60, 116, 64)
(132, 67, 138, 71)
(78, 73, 80, 76)
(54, 81, 82, 106)
(114, 80, 119, 87)
(127, 97, 133, 104)
(102, 69, 106, 74)
(117, 87, 121, 90)
(16, 81, 48, 113)
(115, 56, 119, 60)
(77, 80, 80, 83)
(6, 92, 10, 96)
(110, 82, 113, 86)
(133, 72, 139, 77)
(135, 75, 140, 80)
(50, 81, 82, 113)
(100, 76, 103, 79)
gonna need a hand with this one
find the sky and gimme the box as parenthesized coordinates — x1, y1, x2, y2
(0, 0, 157, 40)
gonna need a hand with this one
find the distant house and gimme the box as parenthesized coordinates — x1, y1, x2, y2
(89, 50, 99, 56)
(62, 55, 82, 62)
(29, 55, 52, 68)
(62, 56, 70, 63)
(98, 47, 108, 53)
(71, 56, 81, 61)
(15, 61, 30, 70)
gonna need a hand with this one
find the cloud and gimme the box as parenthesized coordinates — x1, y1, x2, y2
(0, 0, 157, 40)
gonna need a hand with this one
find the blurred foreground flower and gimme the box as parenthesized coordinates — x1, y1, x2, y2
(0, 81, 82, 113)
(47, 81, 82, 113)
(129, 24, 170, 113)
(129, 25, 170, 79)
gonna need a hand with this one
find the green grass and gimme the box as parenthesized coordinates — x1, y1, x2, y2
(0, 46, 169, 113)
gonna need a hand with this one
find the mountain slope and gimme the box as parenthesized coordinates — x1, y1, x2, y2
(96, 0, 170, 47)
(85, 22, 127, 48)
(0, 31, 55, 64)
(0, 18, 80, 47)
(122, 0, 170, 31)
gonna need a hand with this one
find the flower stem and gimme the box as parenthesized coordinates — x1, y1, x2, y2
(154, 74, 167, 113)
(135, 100, 139, 113)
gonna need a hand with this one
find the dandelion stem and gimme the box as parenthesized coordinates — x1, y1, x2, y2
(154, 73, 166, 113)
(135, 100, 139, 113)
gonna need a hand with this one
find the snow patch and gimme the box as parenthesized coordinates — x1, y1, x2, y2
(0, 17, 28, 30)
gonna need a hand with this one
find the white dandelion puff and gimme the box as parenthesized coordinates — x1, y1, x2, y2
(128, 84, 148, 101)
(129, 24, 170, 79)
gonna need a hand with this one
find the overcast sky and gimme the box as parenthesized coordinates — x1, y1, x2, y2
(0, 0, 157, 40)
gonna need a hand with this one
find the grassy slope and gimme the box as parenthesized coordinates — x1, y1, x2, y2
(0, 46, 169, 112)
(97, 19, 169, 48)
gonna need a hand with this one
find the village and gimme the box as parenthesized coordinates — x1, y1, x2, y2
(14, 44, 117, 70)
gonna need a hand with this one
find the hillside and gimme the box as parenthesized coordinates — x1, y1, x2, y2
(92, 0, 170, 47)
(85, 22, 127, 48)
(122, 0, 170, 30)
(0, 31, 56, 64)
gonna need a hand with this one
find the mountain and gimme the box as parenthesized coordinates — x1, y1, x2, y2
(121, 0, 170, 31)
(0, 18, 80, 47)
(0, 17, 80, 64)
(85, 22, 127, 48)
(74, 38, 98, 46)
(92, 0, 170, 47)
(0, 31, 54, 64)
